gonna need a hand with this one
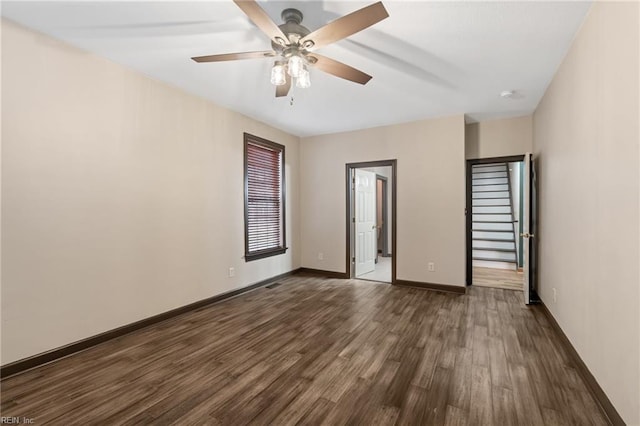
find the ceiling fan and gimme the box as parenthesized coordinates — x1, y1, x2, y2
(192, 0, 389, 97)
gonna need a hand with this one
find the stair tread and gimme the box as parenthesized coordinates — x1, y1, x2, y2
(473, 229, 514, 233)
(473, 220, 514, 224)
(472, 183, 507, 186)
(472, 197, 511, 200)
(473, 257, 517, 263)
(472, 201, 510, 203)
(472, 183, 509, 186)
(473, 237, 516, 242)
(472, 212, 512, 215)
(473, 247, 516, 253)
(473, 164, 507, 168)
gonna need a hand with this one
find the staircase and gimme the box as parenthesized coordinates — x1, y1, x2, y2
(472, 163, 518, 269)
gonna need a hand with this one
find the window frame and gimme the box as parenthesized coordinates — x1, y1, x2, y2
(243, 133, 287, 262)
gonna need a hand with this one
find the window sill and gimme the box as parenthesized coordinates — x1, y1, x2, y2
(244, 247, 288, 262)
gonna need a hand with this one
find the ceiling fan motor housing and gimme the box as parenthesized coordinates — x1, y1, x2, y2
(272, 8, 311, 52)
(281, 8, 303, 25)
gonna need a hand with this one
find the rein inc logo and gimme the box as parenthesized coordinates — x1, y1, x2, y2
(0, 418, 34, 424)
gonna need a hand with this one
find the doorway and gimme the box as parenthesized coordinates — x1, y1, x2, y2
(466, 154, 538, 304)
(346, 160, 397, 283)
(466, 155, 525, 291)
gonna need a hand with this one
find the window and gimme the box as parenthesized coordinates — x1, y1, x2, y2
(244, 133, 286, 261)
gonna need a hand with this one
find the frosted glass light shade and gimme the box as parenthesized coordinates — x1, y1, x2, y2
(270, 62, 286, 86)
(296, 67, 311, 88)
(287, 55, 304, 78)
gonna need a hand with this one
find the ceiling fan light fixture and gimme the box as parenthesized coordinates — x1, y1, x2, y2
(270, 61, 286, 86)
(296, 66, 311, 89)
(287, 54, 304, 78)
(193, 1, 389, 98)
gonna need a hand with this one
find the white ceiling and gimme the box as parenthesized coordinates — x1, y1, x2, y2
(2, 1, 592, 137)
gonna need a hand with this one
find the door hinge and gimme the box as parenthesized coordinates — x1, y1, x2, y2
(352, 257, 356, 263)
(352, 217, 355, 223)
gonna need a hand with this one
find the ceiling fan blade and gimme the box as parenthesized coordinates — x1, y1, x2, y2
(192, 50, 275, 63)
(276, 75, 291, 97)
(310, 54, 372, 85)
(233, 0, 288, 44)
(300, 2, 388, 51)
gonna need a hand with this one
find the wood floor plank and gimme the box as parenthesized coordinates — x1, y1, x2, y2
(423, 366, 453, 425)
(447, 347, 473, 412)
(492, 385, 518, 426)
(541, 407, 567, 426)
(293, 397, 334, 426)
(488, 336, 512, 389)
(468, 365, 494, 425)
(396, 384, 429, 426)
(444, 404, 468, 426)
(471, 325, 490, 367)
(0, 277, 611, 425)
(370, 405, 401, 426)
(508, 363, 545, 426)
(384, 346, 422, 408)
(347, 359, 400, 424)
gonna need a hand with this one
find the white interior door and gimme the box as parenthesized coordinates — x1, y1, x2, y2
(355, 169, 377, 276)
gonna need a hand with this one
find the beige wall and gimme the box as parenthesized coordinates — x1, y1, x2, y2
(1, 20, 301, 365)
(300, 115, 466, 287)
(466, 115, 532, 159)
(533, 2, 639, 424)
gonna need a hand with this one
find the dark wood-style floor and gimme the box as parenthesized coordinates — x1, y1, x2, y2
(1, 275, 608, 425)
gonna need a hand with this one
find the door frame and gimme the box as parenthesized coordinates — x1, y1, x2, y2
(466, 155, 525, 286)
(346, 159, 397, 283)
(523, 153, 540, 304)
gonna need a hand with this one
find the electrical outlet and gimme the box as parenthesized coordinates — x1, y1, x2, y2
(318, 252, 324, 261)
(228, 267, 235, 278)
(428, 262, 435, 272)
(553, 288, 557, 303)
